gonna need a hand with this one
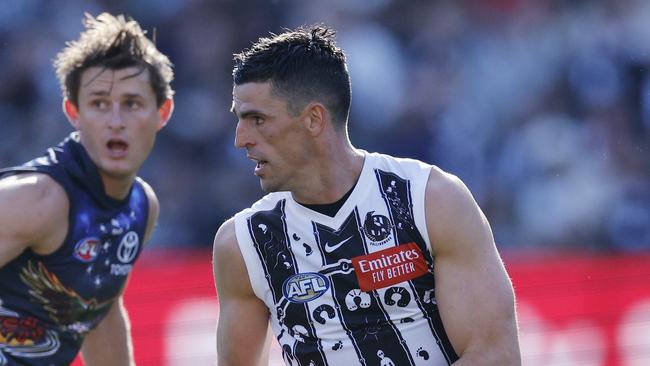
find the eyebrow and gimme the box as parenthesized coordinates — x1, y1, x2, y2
(231, 108, 265, 119)
(89, 90, 111, 96)
(87, 91, 143, 99)
(122, 93, 145, 99)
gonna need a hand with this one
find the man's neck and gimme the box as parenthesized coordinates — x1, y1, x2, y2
(291, 147, 364, 204)
(101, 173, 135, 200)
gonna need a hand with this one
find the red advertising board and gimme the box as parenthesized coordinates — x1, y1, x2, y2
(71, 249, 650, 365)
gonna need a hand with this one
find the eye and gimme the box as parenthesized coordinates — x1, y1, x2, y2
(125, 99, 142, 110)
(254, 116, 264, 126)
(90, 99, 109, 110)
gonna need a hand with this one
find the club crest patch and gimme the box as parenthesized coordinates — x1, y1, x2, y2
(73, 237, 100, 263)
(363, 211, 393, 244)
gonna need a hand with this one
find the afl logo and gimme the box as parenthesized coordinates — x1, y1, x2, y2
(283, 273, 330, 303)
(73, 237, 100, 262)
(117, 231, 140, 263)
(363, 211, 393, 243)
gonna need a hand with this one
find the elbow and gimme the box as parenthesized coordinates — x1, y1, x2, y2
(454, 348, 522, 366)
(491, 335, 523, 366)
(453, 330, 522, 365)
(496, 345, 522, 366)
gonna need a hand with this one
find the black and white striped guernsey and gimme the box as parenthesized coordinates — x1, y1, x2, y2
(234, 151, 458, 366)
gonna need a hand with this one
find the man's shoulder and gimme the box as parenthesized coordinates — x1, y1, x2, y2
(359, 148, 455, 183)
(214, 217, 237, 248)
(424, 166, 486, 256)
(362, 151, 435, 185)
(235, 191, 290, 217)
(425, 166, 466, 197)
(0, 172, 69, 248)
(0, 172, 68, 205)
(134, 176, 158, 204)
(213, 216, 247, 269)
(366, 151, 433, 171)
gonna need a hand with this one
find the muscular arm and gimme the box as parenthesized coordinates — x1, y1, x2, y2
(81, 180, 159, 365)
(0, 173, 68, 267)
(213, 218, 270, 366)
(81, 298, 134, 365)
(426, 167, 521, 365)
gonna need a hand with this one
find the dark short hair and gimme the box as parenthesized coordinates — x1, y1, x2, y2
(233, 25, 351, 127)
(54, 13, 174, 107)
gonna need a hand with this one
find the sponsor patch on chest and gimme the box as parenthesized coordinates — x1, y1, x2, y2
(352, 242, 428, 291)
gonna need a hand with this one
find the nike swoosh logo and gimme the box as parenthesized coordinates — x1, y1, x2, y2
(324, 236, 354, 253)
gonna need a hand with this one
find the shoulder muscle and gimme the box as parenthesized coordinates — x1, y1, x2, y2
(0, 173, 68, 265)
(212, 218, 256, 299)
(138, 178, 159, 244)
(425, 166, 492, 258)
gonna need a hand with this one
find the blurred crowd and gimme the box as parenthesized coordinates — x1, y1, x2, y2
(1, 0, 648, 251)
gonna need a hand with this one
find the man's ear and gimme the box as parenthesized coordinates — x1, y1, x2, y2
(157, 98, 174, 130)
(304, 102, 327, 137)
(63, 99, 80, 129)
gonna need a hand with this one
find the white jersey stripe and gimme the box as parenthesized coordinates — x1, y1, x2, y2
(234, 152, 459, 365)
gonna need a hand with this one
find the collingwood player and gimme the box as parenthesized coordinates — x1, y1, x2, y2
(213, 25, 521, 366)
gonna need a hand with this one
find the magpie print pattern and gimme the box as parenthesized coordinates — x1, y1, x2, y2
(235, 152, 459, 365)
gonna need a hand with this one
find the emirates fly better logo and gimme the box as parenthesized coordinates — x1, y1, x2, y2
(352, 242, 428, 291)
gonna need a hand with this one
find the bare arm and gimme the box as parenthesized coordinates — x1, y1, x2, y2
(426, 167, 521, 365)
(213, 218, 270, 366)
(0, 173, 68, 267)
(81, 298, 134, 365)
(81, 180, 159, 366)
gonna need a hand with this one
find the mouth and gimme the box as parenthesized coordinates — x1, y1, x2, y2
(106, 138, 129, 158)
(249, 155, 268, 176)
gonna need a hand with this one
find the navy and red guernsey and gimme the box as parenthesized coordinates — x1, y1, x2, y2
(0, 133, 148, 365)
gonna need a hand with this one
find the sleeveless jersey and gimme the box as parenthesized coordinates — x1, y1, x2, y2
(234, 152, 459, 366)
(0, 133, 148, 366)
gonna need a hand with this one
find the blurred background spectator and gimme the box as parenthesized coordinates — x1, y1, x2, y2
(1, 0, 648, 252)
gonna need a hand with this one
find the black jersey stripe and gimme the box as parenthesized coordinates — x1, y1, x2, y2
(375, 169, 459, 364)
(313, 211, 365, 364)
(248, 200, 329, 366)
(313, 209, 414, 366)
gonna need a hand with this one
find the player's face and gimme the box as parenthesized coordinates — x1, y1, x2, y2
(232, 81, 312, 193)
(65, 66, 172, 183)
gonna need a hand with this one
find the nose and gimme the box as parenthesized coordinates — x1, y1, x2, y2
(234, 120, 253, 148)
(107, 103, 126, 131)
